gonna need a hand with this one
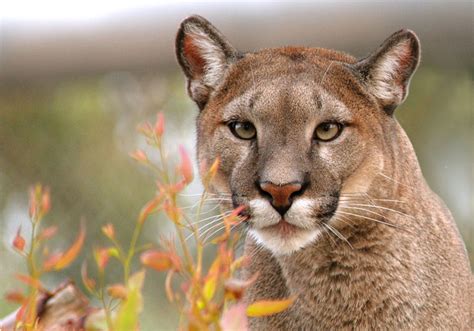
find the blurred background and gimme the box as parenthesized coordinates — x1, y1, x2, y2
(0, 1, 472, 329)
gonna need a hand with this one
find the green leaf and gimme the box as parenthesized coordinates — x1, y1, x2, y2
(114, 270, 146, 331)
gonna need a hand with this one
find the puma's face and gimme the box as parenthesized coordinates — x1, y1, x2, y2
(200, 75, 376, 255)
(176, 16, 420, 255)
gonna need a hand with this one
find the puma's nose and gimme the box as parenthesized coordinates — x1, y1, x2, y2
(259, 182, 304, 216)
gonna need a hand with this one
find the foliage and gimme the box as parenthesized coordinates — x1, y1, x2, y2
(4, 113, 293, 330)
(6, 184, 85, 330)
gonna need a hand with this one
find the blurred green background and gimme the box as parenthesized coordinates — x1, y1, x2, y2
(0, 1, 472, 329)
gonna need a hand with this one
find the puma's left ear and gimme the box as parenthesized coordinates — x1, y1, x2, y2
(354, 29, 420, 115)
(176, 15, 239, 110)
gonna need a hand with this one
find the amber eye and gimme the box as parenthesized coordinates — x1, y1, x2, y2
(229, 121, 257, 140)
(313, 122, 343, 142)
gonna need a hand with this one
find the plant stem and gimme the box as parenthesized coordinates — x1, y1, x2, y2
(99, 271, 114, 331)
(123, 220, 144, 284)
(25, 221, 39, 330)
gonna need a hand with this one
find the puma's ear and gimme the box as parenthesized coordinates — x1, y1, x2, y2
(176, 15, 239, 109)
(354, 29, 420, 115)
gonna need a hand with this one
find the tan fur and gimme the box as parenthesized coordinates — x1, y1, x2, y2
(176, 16, 473, 329)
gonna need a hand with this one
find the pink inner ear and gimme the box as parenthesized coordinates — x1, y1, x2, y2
(395, 42, 414, 82)
(183, 35, 205, 76)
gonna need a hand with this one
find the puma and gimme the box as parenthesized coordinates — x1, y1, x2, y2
(175, 15, 472, 329)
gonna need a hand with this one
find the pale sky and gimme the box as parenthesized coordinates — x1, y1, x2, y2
(0, 0, 294, 22)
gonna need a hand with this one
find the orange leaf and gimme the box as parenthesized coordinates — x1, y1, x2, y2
(51, 222, 85, 270)
(5, 290, 26, 304)
(138, 196, 161, 224)
(130, 149, 148, 163)
(107, 284, 128, 300)
(13, 226, 26, 252)
(41, 188, 51, 215)
(28, 186, 37, 219)
(246, 298, 295, 317)
(141, 250, 181, 272)
(81, 262, 96, 293)
(28, 184, 51, 221)
(178, 145, 193, 184)
(101, 223, 115, 239)
(209, 158, 220, 178)
(15, 274, 45, 292)
(154, 112, 165, 137)
(165, 270, 175, 302)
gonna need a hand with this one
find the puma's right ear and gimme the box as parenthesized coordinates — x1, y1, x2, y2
(176, 15, 239, 109)
(354, 29, 420, 115)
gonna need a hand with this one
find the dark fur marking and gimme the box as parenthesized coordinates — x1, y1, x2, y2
(288, 52, 306, 62)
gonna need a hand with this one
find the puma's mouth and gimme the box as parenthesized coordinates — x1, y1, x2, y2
(236, 195, 339, 255)
(264, 218, 299, 236)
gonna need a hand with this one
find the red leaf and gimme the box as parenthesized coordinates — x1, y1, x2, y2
(5, 290, 26, 304)
(154, 112, 165, 137)
(94, 248, 111, 272)
(178, 145, 193, 184)
(12, 226, 26, 252)
(36, 226, 58, 241)
(130, 149, 148, 163)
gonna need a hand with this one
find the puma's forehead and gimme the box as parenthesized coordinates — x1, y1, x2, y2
(221, 78, 354, 124)
(211, 47, 371, 113)
(231, 47, 356, 81)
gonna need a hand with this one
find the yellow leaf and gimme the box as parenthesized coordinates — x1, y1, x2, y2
(246, 298, 294, 317)
(203, 273, 218, 302)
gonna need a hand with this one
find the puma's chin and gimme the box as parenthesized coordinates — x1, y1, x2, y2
(249, 226, 321, 256)
(246, 198, 325, 255)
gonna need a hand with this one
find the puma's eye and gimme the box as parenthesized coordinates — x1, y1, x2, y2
(229, 121, 257, 140)
(313, 122, 343, 142)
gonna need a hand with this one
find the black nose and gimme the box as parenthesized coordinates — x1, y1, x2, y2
(259, 181, 305, 216)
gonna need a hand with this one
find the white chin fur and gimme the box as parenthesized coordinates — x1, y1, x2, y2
(249, 228, 321, 256)
(248, 197, 322, 255)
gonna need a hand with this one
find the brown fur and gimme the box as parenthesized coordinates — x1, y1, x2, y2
(176, 15, 473, 329)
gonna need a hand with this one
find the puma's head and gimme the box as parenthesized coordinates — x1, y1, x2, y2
(176, 15, 420, 255)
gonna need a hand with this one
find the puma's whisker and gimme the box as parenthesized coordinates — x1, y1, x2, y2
(323, 223, 353, 249)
